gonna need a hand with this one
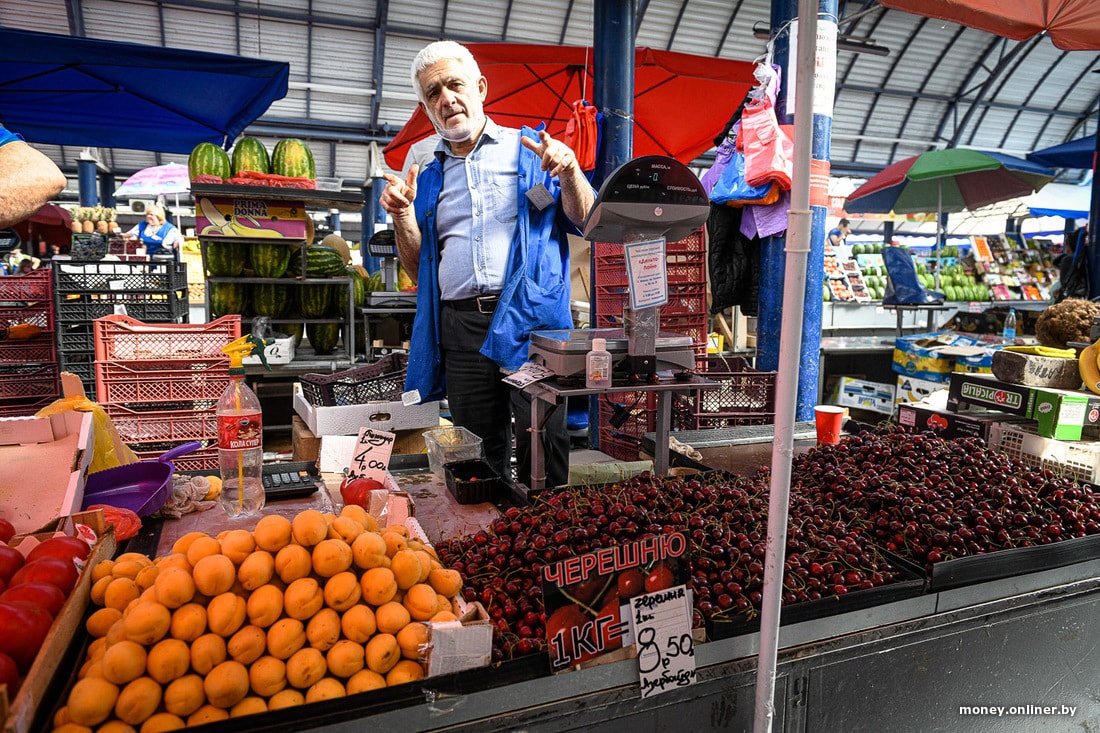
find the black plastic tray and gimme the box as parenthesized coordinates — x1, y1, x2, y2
(927, 532, 1100, 592)
(444, 458, 502, 504)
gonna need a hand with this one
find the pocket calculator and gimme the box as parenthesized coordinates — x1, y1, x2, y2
(261, 462, 320, 500)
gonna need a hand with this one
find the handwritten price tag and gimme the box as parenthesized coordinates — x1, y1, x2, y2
(630, 584, 696, 698)
(346, 427, 395, 483)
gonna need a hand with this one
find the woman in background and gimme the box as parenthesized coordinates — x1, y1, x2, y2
(124, 204, 182, 259)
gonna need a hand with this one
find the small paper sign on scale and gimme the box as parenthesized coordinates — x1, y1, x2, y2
(346, 427, 395, 483)
(623, 238, 669, 310)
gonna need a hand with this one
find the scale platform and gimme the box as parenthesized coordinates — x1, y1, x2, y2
(528, 327, 697, 378)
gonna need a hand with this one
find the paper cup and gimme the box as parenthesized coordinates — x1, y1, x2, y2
(814, 405, 846, 445)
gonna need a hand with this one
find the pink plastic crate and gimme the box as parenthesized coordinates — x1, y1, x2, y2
(94, 314, 241, 362)
(131, 442, 220, 471)
(103, 402, 217, 444)
(0, 269, 51, 302)
(672, 355, 777, 431)
(95, 359, 231, 405)
(0, 363, 60, 400)
(0, 301, 54, 332)
(0, 335, 56, 365)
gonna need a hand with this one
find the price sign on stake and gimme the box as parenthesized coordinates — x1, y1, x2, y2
(347, 427, 395, 483)
(630, 584, 696, 698)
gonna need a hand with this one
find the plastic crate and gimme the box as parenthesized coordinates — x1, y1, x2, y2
(300, 352, 407, 406)
(95, 358, 230, 405)
(59, 296, 188, 325)
(0, 393, 60, 418)
(596, 392, 657, 462)
(54, 260, 188, 293)
(0, 335, 56, 365)
(595, 282, 706, 320)
(60, 360, 95, 394)
(132, 441, 220, 471)
(593, 230, 704, 257)
(0, 301, 54, 332)
(444, 459, 501, 504)
(0, 269, 52, 302)
(94, 314, 241, 361)
(58, 323, 96, 354)
(672, 355, 777, 430)
(989, 422, 1100, 484)
(104, 402, 217, 444)
(593, 252, 706, 288)
(0, 363, 60, 400)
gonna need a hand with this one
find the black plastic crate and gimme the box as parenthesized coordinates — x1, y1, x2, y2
(57, 296, 188, 324)
(54, 260, 188, 294)
(57, 323, 96, 354)
(300, 352, 407, 406)
(444, 459, 501, 504)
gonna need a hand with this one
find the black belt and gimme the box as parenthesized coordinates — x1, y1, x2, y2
(443, 294, 500, 314)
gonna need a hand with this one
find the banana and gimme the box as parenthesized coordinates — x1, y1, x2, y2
(1003, 345, 1077, 359)
(229, 218, 284, 238)
(1079, 342, 1100, 395)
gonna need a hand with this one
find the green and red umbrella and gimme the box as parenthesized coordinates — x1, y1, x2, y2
(844, 148, 1056, 215)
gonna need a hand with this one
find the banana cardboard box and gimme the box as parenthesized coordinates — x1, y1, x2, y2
(196, 196, 308, 239)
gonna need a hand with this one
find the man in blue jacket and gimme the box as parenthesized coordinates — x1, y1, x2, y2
(380, 41, 595, 490)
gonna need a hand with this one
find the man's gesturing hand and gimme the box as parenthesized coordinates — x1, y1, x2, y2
(379, 164, 419, 218)
(521, 131, 579, 178)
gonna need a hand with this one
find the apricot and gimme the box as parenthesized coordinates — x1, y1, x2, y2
(304, 677, 345, 703)
(311, 538, 353, 577)
(328, 516, 364, 544)
(365, 633, 400, 674)
(101, 640, 147, 685)
(384, 524, 409, 539)
(322, 571, 361, 612)
(428, 568, 463, 598)
(339, 604, 376, 643)
(266, 689, 305, 710)
(90, 575, 113, 607)
(105, 619, 128, 646)
(245, 584, 284, 628)
(145, 638, 190, 684)
(389, 550, 422, 590)
(430, 610, 458, 623)
(168, 602, 206, 642)
(218, 529, 256, 565)
(86, 607, 123, 638)
(153, 553, 191, 573)
(86, 637, 108, 662)
(283, 577, 324, 620)
(203, 660, 250, 708)
(381, 531, 407, 557)
(285, 647, 326, 689)
(385, 659, 425, 687)
(114, 676, 162, 726)
(162, 674, 205, 717)
(237, 550, 275, 590)
(396, 622, 429, 661)
(123, 601, 170, 645)
(325, 639, 365, 678)
(248, 655, 287, 697)
(110, 560, 147, 581)
(153, 567, 195, 609)
(186, 705, 229, 727)
(189, 633, 227, 676)
(275, 544, 312, 584)
(252, 515, 292, 552)
(205, 591, 247, 637)
(229, 697, 268, 717)
(66, 677, 120, 726)
(339, 504, 379, 532)
(375, 601, 411, 634)
(266, 617, 306, 660)
(228, 624, 267, 665)
(138, 713, 185, 733)
(305, 607, 342, 651)
(183, 535, 221, 567)
(91, 559, 116, 582)
(345, 669, 386, 695)
(412, 550, 435, 582)
(360, 567, 397, 606)
(170, 532, 208, 556)
(133, 565, 160, 592)
(192, 554, 236, 597)
(290, 510, 328, 547)
(436, 593, 454, 615)
(97, 720, 136, 733)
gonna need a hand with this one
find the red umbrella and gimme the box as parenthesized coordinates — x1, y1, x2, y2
(382, 43, 757, 171)
(13, 203, 73, 254)
(878, 0, 1100, 51)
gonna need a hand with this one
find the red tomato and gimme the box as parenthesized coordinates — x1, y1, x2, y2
(0, 652, 20, 697)
(340, 477, 385, 508)
(0, 601, 52, 673)
(10, 557, 79, 595)
(0, 582, 66, 617)
(0, 517, 14, 544)
(0, 545, 24, 585)
(645, 563, 675, 593)
(26, 536, 90, 565)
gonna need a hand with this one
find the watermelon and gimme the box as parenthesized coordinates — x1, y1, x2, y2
(252, 282, 290, 318)
(307, 322, 341, 355)
(304, 245, 345, 278)
(296, 284, 332, 318)
(232, 137, 270, 176)
(209, 281, 248, 317)
(205, 242, 247, 277)
(347, 266, 367, 308)
(272, 139, 316, 179)
(189, 142, 231, 181)
(282, 320, 304, 347)
(251, 243, 292, 278)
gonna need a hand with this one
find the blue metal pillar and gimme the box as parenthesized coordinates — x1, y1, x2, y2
(98, 172, 116, 209)
(78, 159, 98, 207)
(328, 211, 341, 236)
(1088, 127, 1100, 299)
(757, 0, 836, 421)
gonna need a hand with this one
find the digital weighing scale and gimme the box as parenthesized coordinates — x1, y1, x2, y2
(528, 327, 697, 380)
(364, 228, 416, 306)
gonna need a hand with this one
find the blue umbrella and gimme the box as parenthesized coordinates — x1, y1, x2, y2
(1027, 134, 1096, 170)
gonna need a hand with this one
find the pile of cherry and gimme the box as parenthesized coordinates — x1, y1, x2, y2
(435, 427, 1098, 662)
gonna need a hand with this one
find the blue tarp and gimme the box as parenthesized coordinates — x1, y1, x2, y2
(1027, 134, 1096, 170)
(0, 27, 289, 153)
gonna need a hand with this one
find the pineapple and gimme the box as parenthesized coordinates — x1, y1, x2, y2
(69, 207, 83, 234)
(93, 206, 109, 234)
(81, 207, 95, 233)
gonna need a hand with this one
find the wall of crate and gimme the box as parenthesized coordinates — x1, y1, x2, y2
(592, 230, 708, 461)
(93, 314, 241, 471)
(54, 260, 189, 396)
(0, 270, 60, 416)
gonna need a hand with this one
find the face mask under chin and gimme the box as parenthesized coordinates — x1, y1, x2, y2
(435, 125, 474, 143)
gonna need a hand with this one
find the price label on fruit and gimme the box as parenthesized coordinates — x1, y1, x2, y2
(347, 427, 395, 483)
(631, 584, 696, 698)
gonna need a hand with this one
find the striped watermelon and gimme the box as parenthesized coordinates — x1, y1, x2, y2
(188, 142, 231, 181)
(232, 137, 270, 176)
(307, 322, 340, 355)
(272, 139, 316, 179)
(209, 281, 248, 318)
(250, 243, 291, 278)
(205, 242, 247, 277)
(252, 282, 289, 318)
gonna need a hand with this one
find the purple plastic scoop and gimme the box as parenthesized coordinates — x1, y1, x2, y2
(81, 441, 202, 517)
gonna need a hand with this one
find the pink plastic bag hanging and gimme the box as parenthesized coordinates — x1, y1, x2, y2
(740, 96, 793, 190)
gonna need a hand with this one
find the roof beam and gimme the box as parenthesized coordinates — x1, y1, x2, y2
(837, 82, 1084, 119)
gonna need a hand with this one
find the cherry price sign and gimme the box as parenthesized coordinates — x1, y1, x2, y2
(631, 585, 696, 697)
(540, 532, 690, 673)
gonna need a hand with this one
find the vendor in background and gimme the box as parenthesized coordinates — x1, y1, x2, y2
(0, 124, 66, 229)
(379, 40, 595, 490)
(123, 205, 182, 259)
(828, 218, 851, 247)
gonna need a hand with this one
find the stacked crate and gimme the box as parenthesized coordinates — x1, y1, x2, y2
(671, 355, 777, 431)
(0, 270, 60, 416)
(93, 314, 241, 471)
(592, 230, 707, 461)
(54, 260, 189, 396)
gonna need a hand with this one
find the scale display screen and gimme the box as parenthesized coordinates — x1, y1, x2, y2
(582, 156, 709, 243)
(593, 156, 708, 207)
(366, 229, 398, 257)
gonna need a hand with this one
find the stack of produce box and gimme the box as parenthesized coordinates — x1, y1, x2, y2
(54, 260, 189, 397)
(0, 269, 60, 416)
(92, 314, 241, 471)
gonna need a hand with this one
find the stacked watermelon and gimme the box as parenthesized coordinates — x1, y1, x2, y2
(187, 137, 317, 187)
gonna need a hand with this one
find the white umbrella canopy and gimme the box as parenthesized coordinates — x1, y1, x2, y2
(114, 163, 191, 227)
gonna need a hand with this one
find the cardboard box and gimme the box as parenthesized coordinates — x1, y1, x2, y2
(895, 375, 947, 404)
(293, 384, 440, 436)
(1031, 388, 1091, 441)
(0, 410, 94, 535)
(195, 195, 308, 239)
(947, 373, 1033, 417)
(291, 414, 321, 464)
(897, 403, 1031, 441)
(893, 332, 992, 383)
(948, 374, 1100, 440)
(243, 335, 296, 365)
(4, 511, 116, 733)
(828, 376, 895, 415)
